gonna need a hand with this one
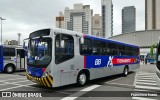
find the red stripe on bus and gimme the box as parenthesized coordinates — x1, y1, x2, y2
(42, 68, 46, 73)
(112, 58, 135, 64)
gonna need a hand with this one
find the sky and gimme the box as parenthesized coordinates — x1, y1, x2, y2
(0, 0, 145, 44)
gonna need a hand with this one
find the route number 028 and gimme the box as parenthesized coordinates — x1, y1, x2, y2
(95, 59, 101, 65)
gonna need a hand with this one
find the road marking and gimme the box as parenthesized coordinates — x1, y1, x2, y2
(139, 75, 156, 78)
(135, 85, 160, 90)
(11, 80, 29, 84)
(0, 84, 7, 86)
(137, 72, 156, 74)
(136, 82, 157, 86)
(0, 83, 36, 91)
(23, 85, 72, 95)
(80, 85, 101, 91)
(20, 83, 37, 86)
(0, 85, 24, 91)
(61, 97, 77, 100)
(136, 80, 156, 83)
(0, 78, 26, 82)
(137, 73, 156, 75)
(105, 82, 134, 87)
(132, 97, 158, 100)
(0, 75, 17, 77)
(61, 85, 100, 100)
(137, 77, 155, 79)
(0, 74, 24, 77)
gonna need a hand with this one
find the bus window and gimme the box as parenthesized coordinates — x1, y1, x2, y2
(117, 44, 125, 56)
(132, 48, 139, 56)
(3, 48, 15, 56)
(93, 40, 106, 55)
(107, 43, 117, 56)
(55, 34, 74, 64)
(125, 46, 132, 56)
(80, 38, 92, 55)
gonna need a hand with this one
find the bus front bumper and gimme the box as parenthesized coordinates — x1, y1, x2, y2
(26, 73, 53, 88)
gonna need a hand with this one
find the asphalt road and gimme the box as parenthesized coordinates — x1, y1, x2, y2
(0, 64, 159, 100)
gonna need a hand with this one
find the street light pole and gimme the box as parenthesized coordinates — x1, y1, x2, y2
(0, 17, 6, 45)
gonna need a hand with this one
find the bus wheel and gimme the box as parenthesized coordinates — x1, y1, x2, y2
(5, 65, 15, 74)
(77, 72, 87, 87)
(123, 67, 128, 76)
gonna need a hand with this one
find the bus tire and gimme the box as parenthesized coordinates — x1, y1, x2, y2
(5, 64, 15, 74)
(123, 66, 129, 76)
(77, 71, 88, 87)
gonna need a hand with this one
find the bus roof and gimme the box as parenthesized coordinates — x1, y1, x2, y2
(29, 28, 139, 48)
(51, 28, 139, 48)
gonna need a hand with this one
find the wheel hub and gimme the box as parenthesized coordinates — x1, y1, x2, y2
(79, 74, 86, 85)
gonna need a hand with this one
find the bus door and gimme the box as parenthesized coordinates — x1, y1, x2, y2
(0, 46, 3, 72)
(16, 49, 26, 70)
(55, 34, 75, 86)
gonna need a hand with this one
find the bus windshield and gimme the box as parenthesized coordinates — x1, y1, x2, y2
(28, 38, 52, 67)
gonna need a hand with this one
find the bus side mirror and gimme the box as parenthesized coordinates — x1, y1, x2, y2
(61, 40, 65, 48)
(80, 37, 84, 44)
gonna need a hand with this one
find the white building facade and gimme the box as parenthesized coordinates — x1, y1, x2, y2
(101, 0, 113, 38)
(109, 30, 160, 58)
(64, 4, 93, 35)
(145, 0, 160, 30)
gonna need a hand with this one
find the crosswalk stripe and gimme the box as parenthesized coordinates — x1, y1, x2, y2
(137, 75, 156, 77)
(137, 72, 156, 74)
(136, 80, 156, 83)
(134, 72, 160, 100)
(136, 82, 157, 86)
(135, 85, 160, 90)
(137, 78, 155, 80)
(137, 74, 156, 76)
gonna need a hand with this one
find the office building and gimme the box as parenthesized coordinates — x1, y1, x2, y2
(92, 14, 102, 37)
(64, 3, 93, 35)
(101, 0, 113, 38)
(145, 0, 160, 30)
(122, 6, 136, 33)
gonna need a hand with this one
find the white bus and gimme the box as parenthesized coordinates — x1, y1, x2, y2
(0, 45, 26, 73)
(26, 28, 140, 87)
